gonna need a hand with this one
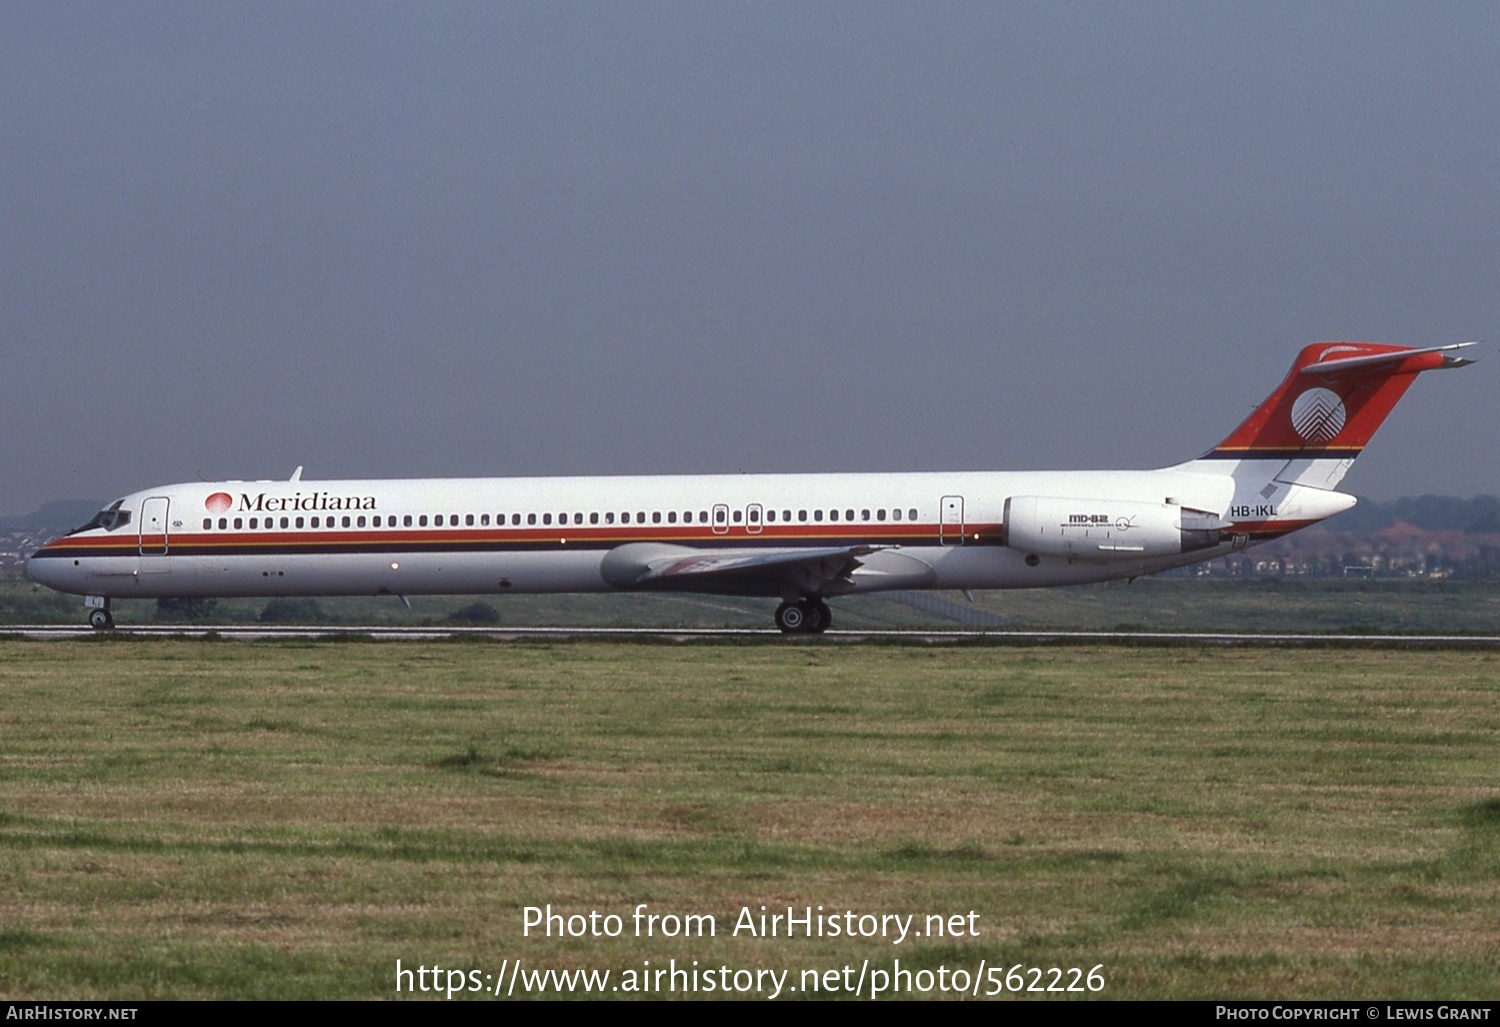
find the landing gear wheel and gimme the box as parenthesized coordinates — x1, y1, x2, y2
(799, 599, 825, 633)
(775, 599, 830, 634)
(813, 600, 832, 633)
(774, 601, 807, 634)
(88, 609, 114, 630)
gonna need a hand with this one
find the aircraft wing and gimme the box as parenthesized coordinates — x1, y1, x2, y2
(599, 542, 881, 596)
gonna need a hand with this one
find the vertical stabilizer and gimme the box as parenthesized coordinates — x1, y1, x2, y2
(1210, 342, 1472, 463)
(1182, 341, 1474, 492)
(1172, 341, 1474, 546)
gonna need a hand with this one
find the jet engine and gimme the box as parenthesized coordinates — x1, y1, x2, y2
(1003, 495, 1225, 560)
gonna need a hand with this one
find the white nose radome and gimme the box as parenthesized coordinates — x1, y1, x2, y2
(25, 547, 80, 594)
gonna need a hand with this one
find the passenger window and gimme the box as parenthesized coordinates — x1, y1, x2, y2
(203, 518, 212, 530)
(404, 515, 413, 527)
(249, 518, 258, 529)
(466, 514, 474, 526)
(909, 508, 918, 521)
(219, 517, 228, 529)
(280, 517, 290, 529)
(417, 515, 426, 527)
(543, 513, 552, 525)
(830, 509, 838, 521)
(435, 515, 444, 527)
(667, 511, 677, 524)
(861, 509, 870, 521)
(749, 508, 759, 523)
(481, 514, 489, 526)
(877, 509, 886, 521)
(782, 510, 791, 522)
(605, 512, 615, 525)
(814, 510, 823, 522)
(637, 512, 646, 524)
(798, 510, 807, 521)
(573, 513, 583, 525)
(892, 509, 901, 521)
(527, 514, 536, 525)
(357, 516, 366, 528)
(732, 510, 741, 523)
(699, 511, 708, 523)
(652, 512, 662, 524)
(714, 509, 726, 524)
(512, 514, 521, 525)
(234, 517, 243, 529)
(846, 509, 854, 521)
(295, 517, 304, 529)
(766, 510, 775, 522)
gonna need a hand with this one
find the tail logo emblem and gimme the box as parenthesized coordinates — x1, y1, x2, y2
(1290, 388, 1346, 444)
(205, 492, 233, 513)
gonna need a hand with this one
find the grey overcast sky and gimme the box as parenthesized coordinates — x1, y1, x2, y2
(2, 1, 1496, 516)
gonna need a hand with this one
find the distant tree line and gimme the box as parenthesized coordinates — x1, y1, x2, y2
(1335, 495, 1500, 533)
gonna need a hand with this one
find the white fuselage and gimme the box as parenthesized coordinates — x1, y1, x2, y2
(29, 341, 1466, 632)
(27, 466, 1255, 602)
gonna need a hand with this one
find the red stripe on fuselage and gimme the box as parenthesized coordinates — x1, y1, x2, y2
(37, 522, 1004, 554)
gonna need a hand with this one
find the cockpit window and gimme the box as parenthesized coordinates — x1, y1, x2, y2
(70, 500, 132, 534)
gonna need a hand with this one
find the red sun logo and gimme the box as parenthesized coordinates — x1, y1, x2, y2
(205, 492, 233, 513)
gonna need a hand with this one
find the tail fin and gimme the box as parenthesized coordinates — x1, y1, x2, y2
(1196, 341, 1474, 490)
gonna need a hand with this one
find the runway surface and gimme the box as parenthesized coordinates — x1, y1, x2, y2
(4, 625, 1500, 646)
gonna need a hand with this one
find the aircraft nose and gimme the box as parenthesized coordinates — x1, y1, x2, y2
(25, 544, 67, 590)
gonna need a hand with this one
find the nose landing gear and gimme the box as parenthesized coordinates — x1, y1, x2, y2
(773, 598, 832, 634)
(86, 597, 114, 630)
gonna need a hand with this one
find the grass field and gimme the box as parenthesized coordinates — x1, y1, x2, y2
(1, 638, 1498, 1000)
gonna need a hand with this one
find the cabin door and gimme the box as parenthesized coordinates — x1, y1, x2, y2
(138, 496, 171, 569)
(939, 495, 965, 546)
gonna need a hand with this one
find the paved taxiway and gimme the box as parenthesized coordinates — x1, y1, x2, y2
(4, 625, 1499, 646)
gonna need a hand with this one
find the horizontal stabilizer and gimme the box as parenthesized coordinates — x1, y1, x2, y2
(1301, 342, 1476, 379)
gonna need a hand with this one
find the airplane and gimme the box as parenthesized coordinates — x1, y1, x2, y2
(26, 341, 1475, 633)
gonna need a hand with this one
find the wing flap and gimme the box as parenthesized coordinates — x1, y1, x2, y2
(599, 542, 879, 596)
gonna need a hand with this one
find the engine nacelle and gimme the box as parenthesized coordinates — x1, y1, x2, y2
(1003, 495, 1225, 561)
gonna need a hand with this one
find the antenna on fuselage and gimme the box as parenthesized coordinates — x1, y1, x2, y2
(289, 466, 304, 482)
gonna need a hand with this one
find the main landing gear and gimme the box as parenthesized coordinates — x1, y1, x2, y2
(774, 599, 832, 635)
